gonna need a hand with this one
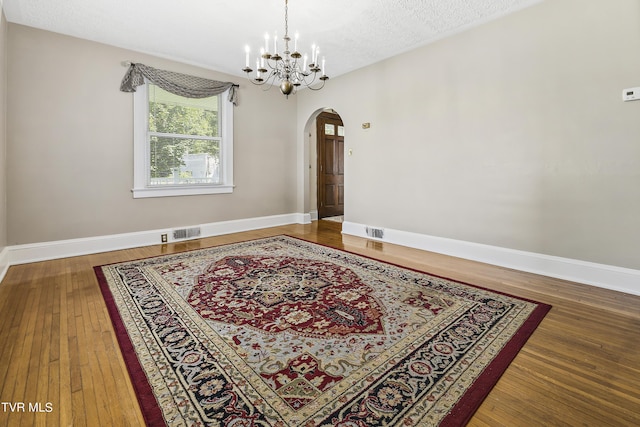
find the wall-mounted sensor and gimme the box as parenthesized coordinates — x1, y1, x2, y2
(622, 87, 640, 102)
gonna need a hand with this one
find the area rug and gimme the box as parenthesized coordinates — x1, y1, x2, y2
(95, 235, 551, 426)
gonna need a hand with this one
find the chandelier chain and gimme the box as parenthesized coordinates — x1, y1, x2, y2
(285, 0, 289, 38)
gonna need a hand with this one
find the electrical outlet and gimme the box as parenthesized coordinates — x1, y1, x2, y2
(161, 234, 168, 243)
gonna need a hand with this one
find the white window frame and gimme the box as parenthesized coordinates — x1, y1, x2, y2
(132, 81, 234, 198)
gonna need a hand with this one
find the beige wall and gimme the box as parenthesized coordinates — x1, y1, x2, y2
(7, 24, 297, 245)
(298, 0, 640, 270)
(5, 1, 640, 271)
(0, 11, 6, 250)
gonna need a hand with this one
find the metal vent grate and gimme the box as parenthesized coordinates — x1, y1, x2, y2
(365, 226, 384, 239)
(173, 226, 201, 241)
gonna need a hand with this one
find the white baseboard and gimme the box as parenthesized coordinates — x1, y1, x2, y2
(0, 246, 9, 284)
(8, 214, 637, 297)
(7, 213, 308, 267)
(310, 210, 319, 221)
(296, 212, 313, 224)
(342, 221, 640, 296)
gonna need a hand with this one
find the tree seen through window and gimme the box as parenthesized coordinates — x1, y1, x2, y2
(148, 84, 221, 184)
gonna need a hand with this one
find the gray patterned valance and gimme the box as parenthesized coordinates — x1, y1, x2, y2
(120, 62, 238, 106)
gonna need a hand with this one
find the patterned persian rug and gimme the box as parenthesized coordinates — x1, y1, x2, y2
(95, 235, 550, 426)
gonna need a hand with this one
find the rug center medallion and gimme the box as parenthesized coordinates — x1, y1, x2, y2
(188, 255, 386, 337)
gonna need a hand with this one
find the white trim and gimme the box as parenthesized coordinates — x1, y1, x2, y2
(132, 185, 234, 198)
(0, 247, 10, 283)
(9, 230, 163, 265)
(132, 82, 148, 192)
(295, 212, 312, 224)
(342, 221, 640, 296)
(309, 210, 319, 221)
(6, 213, 307, 267)
(132, 84, 234, 199)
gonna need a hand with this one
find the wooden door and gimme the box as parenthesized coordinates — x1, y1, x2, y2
(317, 112, 344, 219)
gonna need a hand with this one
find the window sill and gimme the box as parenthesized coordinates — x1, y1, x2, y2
(132, 185, 234, 198)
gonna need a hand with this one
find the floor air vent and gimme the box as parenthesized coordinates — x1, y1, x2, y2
(365, 226, 385, 239)
(173, 226, 201, 241)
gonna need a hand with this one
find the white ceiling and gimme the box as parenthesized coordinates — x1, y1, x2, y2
(3, 0, 542, 78)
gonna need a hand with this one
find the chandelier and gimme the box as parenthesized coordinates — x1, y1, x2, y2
(242, 0, 328, 97)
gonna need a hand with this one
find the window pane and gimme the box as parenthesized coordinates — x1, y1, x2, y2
(338, 125, 345, 136)
(148, 84, 219, 137)
(325, 123, 335, 135)
(149, 136, 220, 185)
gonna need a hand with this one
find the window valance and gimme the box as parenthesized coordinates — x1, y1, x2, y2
(120, 62, 238, 106)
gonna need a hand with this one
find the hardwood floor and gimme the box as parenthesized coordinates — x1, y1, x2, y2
(1, 221, 639, 426)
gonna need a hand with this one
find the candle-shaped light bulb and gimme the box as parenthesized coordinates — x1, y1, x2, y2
(274, 31, 278, 54)
(244, 45, 250, 67)
(322, 56, 326, 76)
(303, 53, 308, 72)
(256, 59, 261, 78)
(294, 32, 299, 52)
(311, 44, 316, 64)
(264, 33, 269, 53)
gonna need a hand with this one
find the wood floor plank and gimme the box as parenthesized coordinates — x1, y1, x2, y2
(1, 222, 639, 426)
(58, 279, 73, 427)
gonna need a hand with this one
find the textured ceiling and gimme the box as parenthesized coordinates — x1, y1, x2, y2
(3, 0, 542, 78)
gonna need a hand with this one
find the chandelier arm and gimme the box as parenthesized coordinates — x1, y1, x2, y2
(264, 57, 281, 72)
(263, 70, 279, 87)
(306, 79, 327, 91)
(244, 74, 262, 86)
(244, 70, 264, 86)
(244, 68, 279, 88)
(254, 73, 280, 93)
(297, 70, 319, 86)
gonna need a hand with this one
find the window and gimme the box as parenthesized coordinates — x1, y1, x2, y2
(132, 82, 233, 198)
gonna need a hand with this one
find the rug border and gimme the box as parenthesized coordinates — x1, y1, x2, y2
(94, 234, 552, 426)
(440, 299, 550, 425)
(94, 265, 165, 427)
